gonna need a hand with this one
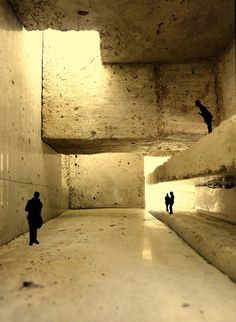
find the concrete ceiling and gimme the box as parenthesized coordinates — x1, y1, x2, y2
(9, 0, 235, 63)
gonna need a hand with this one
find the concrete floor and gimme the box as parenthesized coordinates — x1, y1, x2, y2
(0, 209, 236, 322)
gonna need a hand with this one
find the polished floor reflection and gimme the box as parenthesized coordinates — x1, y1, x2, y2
(0, 209, 236, 322)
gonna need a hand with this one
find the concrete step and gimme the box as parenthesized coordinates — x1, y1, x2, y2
(149, 210, 236, 282)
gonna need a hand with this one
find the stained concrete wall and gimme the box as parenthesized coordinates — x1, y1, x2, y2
(69, 154, 144, 208)
(157, 62, 219, 133)
(216, 40, 236, 121)
(0, 0, 69, 245)
(42, 30, 218, 154)
(42, 30, 160, 145)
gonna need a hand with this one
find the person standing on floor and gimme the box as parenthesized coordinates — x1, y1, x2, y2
(169, 191, 175, 215)
(25, 191, 43, 246)
(195, 99, 213, 133)
(165, 193, 170, 212)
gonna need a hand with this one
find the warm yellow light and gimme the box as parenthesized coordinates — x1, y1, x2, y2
(144, 156, 196, 212)
(44, 29, 101, 68)
(142, 248, 152, 261)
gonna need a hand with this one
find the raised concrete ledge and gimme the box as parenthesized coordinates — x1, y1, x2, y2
(147, 115, 236, 183)
(149, 211, 236, 282)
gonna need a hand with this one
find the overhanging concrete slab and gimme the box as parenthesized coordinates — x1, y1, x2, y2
(147, 115, 236, 183)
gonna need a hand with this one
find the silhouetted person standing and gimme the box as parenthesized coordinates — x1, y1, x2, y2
(25, 192, 43, 246)
(195, 100, 213, 133)
(169, 191, 174, 215)
(165, 193, 170, 212)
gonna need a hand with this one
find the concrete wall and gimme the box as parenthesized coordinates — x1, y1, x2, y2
(157, 62, 219, 133)
(0, 0, 69, 245)
(69, 154, 144, 208)
(42, 30, 160, 141)
(42, 30, 218, 154)
(195, 180, 236, 224)
(216, 40, 236, 121)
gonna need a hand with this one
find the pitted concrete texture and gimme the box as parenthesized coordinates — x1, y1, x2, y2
(156, 62, 218, 135)
(150, 211, 236, 282)
(44, 134, 204, 155)
(216, 40, 236, 121)
(69, 154, 144, 208)
(43, 34, 217, 154)
(8, 0, 235, 63)
(42, 58, 161, 144)
(1, 209, 236, 322)
(147, 115, 236, 183)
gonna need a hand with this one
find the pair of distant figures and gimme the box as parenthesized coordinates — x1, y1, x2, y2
(165, 192, 174, 215)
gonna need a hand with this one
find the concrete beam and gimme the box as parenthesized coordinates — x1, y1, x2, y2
(147, 115, 236, 183)
(8, 0, 234, 63)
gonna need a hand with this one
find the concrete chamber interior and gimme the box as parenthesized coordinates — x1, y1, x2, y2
(0, 0, 235, 321)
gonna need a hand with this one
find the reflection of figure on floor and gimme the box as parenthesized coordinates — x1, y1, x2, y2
(25, 192, 43, 246)
(169, 191, 174, 215)
(165, 193, 170, 212)
(195, 100, 213, 133)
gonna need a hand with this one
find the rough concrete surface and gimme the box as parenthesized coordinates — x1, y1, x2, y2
(45, 137, 202, 155)
(0, 209, 236, 322)
(216, 40, 236, 121)
(150, 211, 236, 282)
(69, 154, 144, 208)
(0, 0, 69, 245)
(8, 0, 235, 63)
(42, 32, 217, 154)
(156, 62, 219, 134)
(147, 115, 236, 183)
(195, 175, 236, 223)
(42, 47, 161, 144)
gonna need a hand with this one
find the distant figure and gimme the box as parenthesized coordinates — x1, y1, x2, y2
(165, 193, 170, 212)
(25, 192, 43, 246)
(195, 100, 213, 133)
(169, 191, 174, 215)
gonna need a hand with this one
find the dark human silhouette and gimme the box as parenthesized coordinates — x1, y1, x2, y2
(25, 192, 43, 246)
(169, 191, 174, 214)
(195, 100, 213, 133)
(165, 193, 170, 212)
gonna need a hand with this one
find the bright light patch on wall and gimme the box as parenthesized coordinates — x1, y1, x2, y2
(142, 248, 152, 261)
(144, 156, 169, 211)
(144, 156, 196, 212)
(44, 29, 102, 67)
(43, 29, 106, 96)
